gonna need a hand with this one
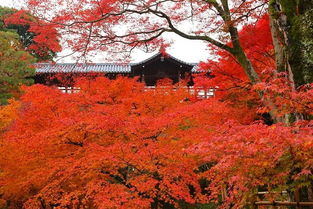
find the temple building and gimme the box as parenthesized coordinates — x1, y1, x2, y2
(34, 53, 214, 97)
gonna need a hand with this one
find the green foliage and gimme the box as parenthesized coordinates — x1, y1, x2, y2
(289, 7, 313, 86)
(270, 0, 313, 86)
(299, 9, 313, 84)
(0, 6, 15, 29)
(290, 1, 313, 86)
(287, 15, 304, 86)
(0, 30, 35, 105)
(0, 6, 38, 105)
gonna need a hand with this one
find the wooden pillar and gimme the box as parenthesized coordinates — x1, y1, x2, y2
(141, 66, 145, 85)
(295, 188, 301, 209)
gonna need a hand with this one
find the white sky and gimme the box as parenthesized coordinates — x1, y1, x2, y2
(0, 0, 210, 63)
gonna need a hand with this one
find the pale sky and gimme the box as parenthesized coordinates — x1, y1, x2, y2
(0, 0, 210, 63)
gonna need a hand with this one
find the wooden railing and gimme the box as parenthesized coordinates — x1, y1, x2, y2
(253, 189, 313, 208)
(144, 86, 215, 99)
(57, 87, 80, 94)
(57, 86, 215, 98)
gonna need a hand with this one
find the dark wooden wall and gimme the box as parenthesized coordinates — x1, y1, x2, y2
(131, 54, 194, 86)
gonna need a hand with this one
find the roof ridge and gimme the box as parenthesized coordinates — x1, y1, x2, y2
(35, 63, 131, 65)
(35, 53, 198, 66)
(166, 54, 197, 66)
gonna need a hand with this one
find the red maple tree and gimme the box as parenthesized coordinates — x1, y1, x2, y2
(0, 76, 312, 208)
(0, 77, 243, 208)
(196, 14, 313, 121)
(4, 9, 61, 61)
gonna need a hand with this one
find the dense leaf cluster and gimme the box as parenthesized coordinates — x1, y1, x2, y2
(0, 6, 61, 105)
(0, 76, 312, 209)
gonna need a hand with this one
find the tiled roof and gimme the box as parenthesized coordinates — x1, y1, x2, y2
(35, 53, 201, 73)
(35, 63, 131, 73)
(130, 52, 202, 73)
(131, 52, 196, 67)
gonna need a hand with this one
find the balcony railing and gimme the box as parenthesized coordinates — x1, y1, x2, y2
(57, 86, 215, 98)
(144, 86, 214, 99)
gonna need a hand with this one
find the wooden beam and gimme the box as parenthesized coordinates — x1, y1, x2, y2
(255, 201, 313, 206)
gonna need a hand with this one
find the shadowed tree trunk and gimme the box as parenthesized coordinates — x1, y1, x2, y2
(269, 0, 313, 88)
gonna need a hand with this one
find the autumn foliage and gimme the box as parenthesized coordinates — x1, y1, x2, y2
(0, 77, 235, 208)
(0, 75, 312, 209)
(198, 15, 313, 120)
(4, 9, 61, 60)
(196, 15, 272, 106)
(1, 1, 313, 209)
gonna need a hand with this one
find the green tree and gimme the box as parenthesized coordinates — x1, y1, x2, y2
(0, 6, 14, 29)
(0, 30, 35, 105)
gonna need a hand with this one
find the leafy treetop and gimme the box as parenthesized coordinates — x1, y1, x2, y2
(1, 6, 61, 61)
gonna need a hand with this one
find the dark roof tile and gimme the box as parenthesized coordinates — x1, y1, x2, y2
(35, 63, 131, 73)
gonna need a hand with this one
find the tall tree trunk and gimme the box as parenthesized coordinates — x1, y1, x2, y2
(269, 0, 313, 87)
(269, 0, 296, 89)
(221, 0, 284, 122)
(230, 32, 283, 123)
(232, 47, 260, 85)
(220, 0, 261, 85)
